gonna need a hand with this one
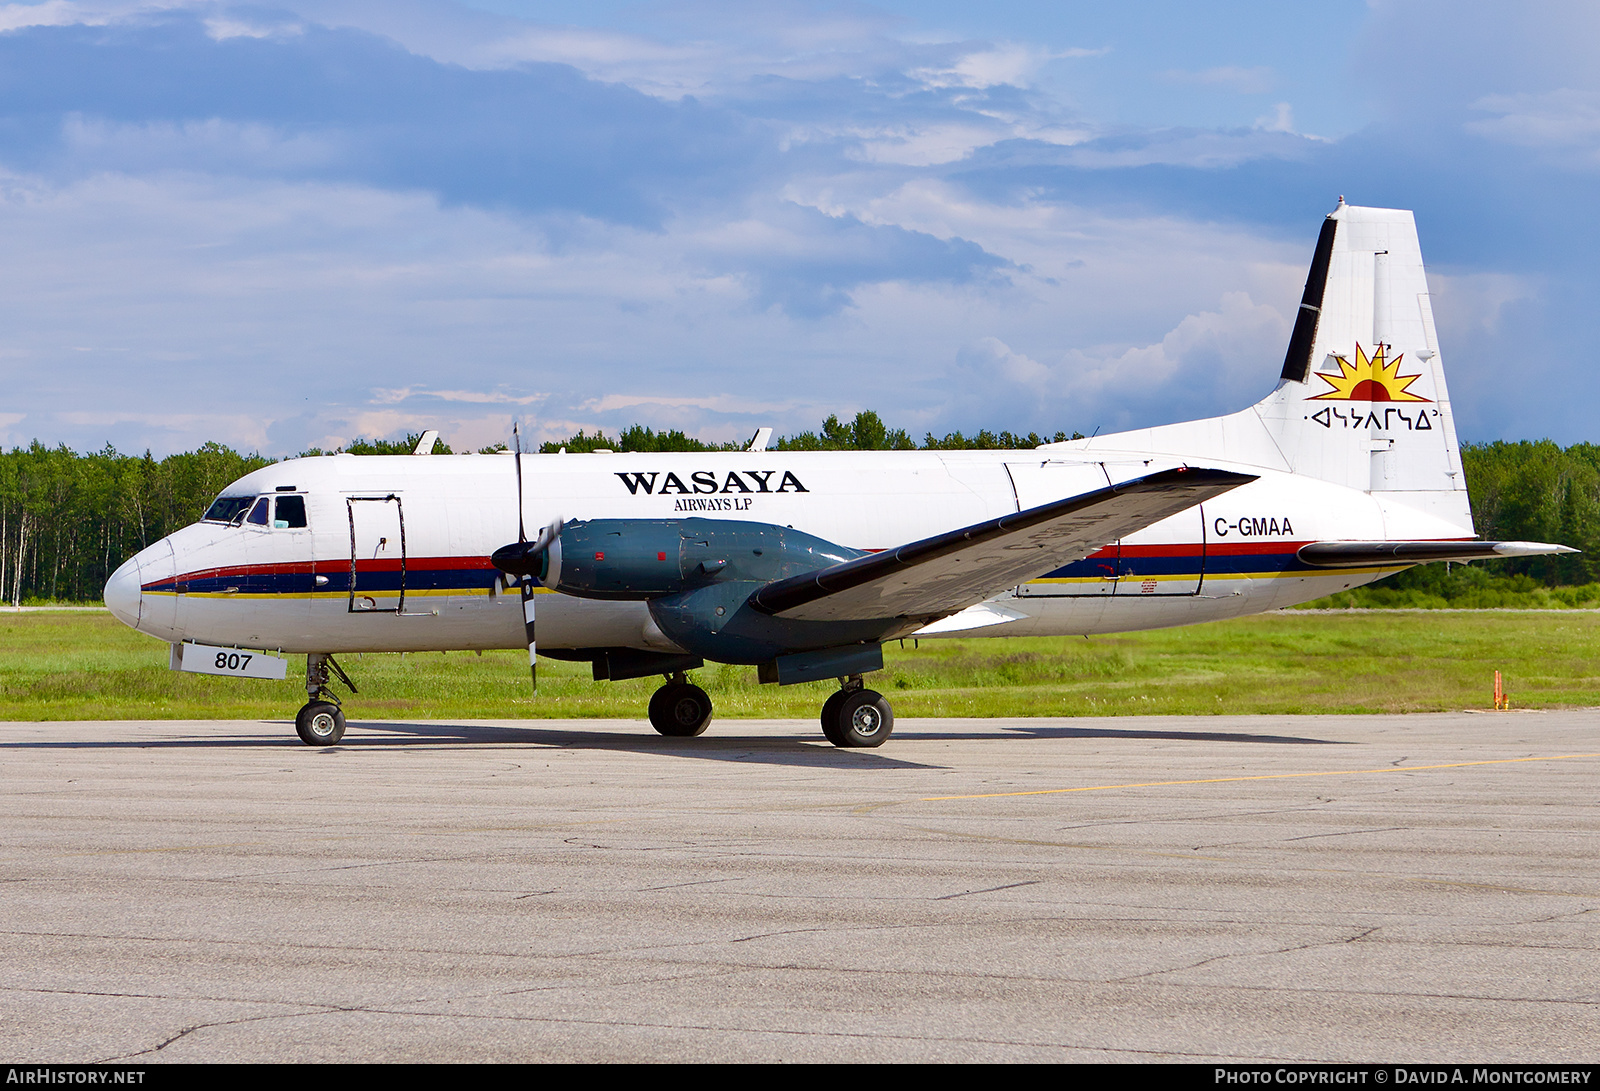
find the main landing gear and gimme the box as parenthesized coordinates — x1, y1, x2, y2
(645, 671, 893, 747)
(821, 675, 893, 748)
(295, 652, 355, 746)
(648, 672, 713, 737)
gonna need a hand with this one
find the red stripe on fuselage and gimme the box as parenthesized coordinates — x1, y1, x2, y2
(1200, 541, 1313, 557)
(151, 555, 498, 589)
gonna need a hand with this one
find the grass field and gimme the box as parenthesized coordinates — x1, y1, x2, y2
(3, 608, 1597, 721)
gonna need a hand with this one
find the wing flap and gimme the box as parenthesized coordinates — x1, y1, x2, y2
(749, 466, 1255, 623)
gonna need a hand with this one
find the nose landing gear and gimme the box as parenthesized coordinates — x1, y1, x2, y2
(295, 652, 356, 746)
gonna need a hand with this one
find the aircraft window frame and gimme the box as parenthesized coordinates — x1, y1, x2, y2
(273, 495, 308, 529)
(202, 495, 256, 525)
(246, 497, 271, 526)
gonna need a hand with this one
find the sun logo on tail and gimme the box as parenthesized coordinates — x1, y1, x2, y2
(1310, 343, 1430, 402)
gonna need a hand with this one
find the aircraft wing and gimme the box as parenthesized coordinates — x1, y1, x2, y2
(1297, 540, 1578, 566)
(747, 466, 1256, 623)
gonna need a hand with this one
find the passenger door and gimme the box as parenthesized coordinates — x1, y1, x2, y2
(346, 495, 406, 613)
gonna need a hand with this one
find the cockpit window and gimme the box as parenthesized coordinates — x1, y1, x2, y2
(203, 492, 308, 529)
(274, 495, 307, 529)
(203, 495, 255, 524)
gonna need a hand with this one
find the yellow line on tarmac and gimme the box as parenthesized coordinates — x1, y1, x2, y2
(920, 753, 1600, 801)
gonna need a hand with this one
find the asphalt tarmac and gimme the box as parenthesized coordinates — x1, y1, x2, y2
(2, 711, 1597, 1063)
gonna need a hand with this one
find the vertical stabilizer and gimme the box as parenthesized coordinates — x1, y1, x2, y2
(1251, 202, 1471, 530)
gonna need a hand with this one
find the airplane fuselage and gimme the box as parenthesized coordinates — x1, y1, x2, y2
(105, 203, 1553, 749)
(104, 444, 1462, 656)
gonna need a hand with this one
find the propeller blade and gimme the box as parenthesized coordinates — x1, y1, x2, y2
(520, 576, 538, 691)
(504, 423, 553, 693)
(513, 422, 527, 544)
(531, 516, 562, 554)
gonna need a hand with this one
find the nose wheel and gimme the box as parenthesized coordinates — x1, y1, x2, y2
(821, 678, 893, 748)
(295, 701, 346, 746)
(649, 674, 713, 737)
(295, 652, 356, 747)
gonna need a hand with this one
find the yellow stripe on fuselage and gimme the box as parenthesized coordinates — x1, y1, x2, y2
(1023, 565, 1406, 585)
(145, 586, 554, 601)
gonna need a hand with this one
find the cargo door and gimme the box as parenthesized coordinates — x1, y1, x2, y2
(1111, 505, 1205, 596)
(1005, 460, 1123, 598)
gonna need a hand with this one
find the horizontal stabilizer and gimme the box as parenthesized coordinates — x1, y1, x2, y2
(749, 466, 1255, 623)
(1297, 540, 1578, 568)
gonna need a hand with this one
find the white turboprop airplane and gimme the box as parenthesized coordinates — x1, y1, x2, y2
(104, 201, 1572, 748)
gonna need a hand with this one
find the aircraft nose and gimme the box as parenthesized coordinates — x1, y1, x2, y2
(104, 556, 142, 629)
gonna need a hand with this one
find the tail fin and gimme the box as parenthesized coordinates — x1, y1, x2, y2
(1252, 201, 1471, 529)
(1080, 201, 1473, 532)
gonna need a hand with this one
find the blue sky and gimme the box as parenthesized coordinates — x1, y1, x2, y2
(0, 0, 1595, 455)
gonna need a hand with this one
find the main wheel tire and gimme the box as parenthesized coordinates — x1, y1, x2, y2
(648, 682, 713, 737)
(825, 687, 902, 748)
(295, 701, 346, 746)
(828, 689, 893, 748)
(820, 689, 848, 746)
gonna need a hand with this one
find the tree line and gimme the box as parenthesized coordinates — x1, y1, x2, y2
(532, 413, 1085, 454)
(1, 419, 1594, 604)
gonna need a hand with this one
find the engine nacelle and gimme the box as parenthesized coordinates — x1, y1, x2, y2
(541, 518, 863, 601)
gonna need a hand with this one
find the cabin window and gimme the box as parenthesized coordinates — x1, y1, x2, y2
(202, 495, 255, 524)
(274, 495, 307, 529)
(246, 497, 271, 526)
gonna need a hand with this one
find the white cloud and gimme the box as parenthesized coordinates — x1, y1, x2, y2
(203, 15, 302, 41)
(1056, 291, 1288, 399)
(910, 43, 1102, 91)
(1254, 102, 1295, 133)
(791, 110, 1093, 168)
(260, 0, 910, 99)
(585, 393, 803, 416)
(0, 411, 26, 448)
(1469, 90, 1600, 164)
(60, 115, 342, 175)
(0, 158, 1324, 454)
(371, 387, 548, 406)
(932, 291, 1288, 434)
(0, 0, 1588, 450)
(954, 336, 1050, 389)
(49, 409, 272, 452)
(1025, 127, 1324, 169)
(1426, 270, 1536, 338)
(845, 122, 1015, 167)
(0, 0, 110, 32)
(1166, 65, 1276, 95)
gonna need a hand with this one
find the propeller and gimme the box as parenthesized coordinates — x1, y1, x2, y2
(491, 423, 563, 692)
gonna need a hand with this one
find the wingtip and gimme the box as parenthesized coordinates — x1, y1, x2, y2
(1134, 465, 1259, 489)
(1491, 541, 1580, 557)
